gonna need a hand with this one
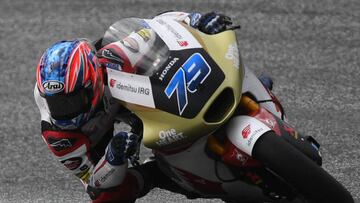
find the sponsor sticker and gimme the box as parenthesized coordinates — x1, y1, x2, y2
(94, 168, 115, 187)
(156, 18, 183, 39)
(177, 40, 188, 47)
(62, 157, 82, 170)
(158, 57, 179, 81)
(137, 28, 151, 41)
(145, 18, 201, 50)
(225, 42, 240, 69)
(107, 69, 155, 108)
(246, 128, 264, 147)
(156, 129, 186, 146)
(47, 137, 75, 152)
(227, 116, 271, 156)
(42, 80, 64, 94)
(235, 149, 249, 165)
(116, 82, 150, 96)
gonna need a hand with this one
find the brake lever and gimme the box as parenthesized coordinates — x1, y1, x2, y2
(228, 25, 241, 30)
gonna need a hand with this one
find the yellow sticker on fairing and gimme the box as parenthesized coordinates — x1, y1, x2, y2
(137, 28, 151, 41)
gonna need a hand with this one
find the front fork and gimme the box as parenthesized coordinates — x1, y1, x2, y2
(207, 95, 268, 168)
(207, 95, 322, 170)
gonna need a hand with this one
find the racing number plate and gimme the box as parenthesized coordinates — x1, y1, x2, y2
(150, 49, 225, 118)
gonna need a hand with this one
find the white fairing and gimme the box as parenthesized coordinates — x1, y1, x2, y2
(146, 17, 202, 50)
(157, 136, 264, 200)
(242, 66, 285, 119)
(158, 137, 233, 193)
(226, 115, 272, 156)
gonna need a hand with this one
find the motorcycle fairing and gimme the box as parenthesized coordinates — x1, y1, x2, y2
(108, 48, 225, 118)
(154, 136, 270, 200)
(154, 136, 233, 197)
(138, 29, 242, 150)
(242, 66, 286, 120)
(105, 18, 243, 150)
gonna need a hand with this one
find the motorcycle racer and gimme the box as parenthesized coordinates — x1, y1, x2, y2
(34, 11, 235, 202)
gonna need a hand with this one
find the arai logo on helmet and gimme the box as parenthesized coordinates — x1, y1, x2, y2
(43, 80, 64, 93)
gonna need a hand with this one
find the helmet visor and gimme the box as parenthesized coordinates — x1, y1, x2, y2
(45, 88, 92, 120)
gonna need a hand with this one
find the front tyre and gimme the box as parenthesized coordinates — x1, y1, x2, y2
(252, 131, 354, 203)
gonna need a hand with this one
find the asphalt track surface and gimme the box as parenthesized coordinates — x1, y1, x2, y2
(0, 0, 359, 202)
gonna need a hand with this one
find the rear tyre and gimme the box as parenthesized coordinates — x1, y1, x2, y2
(252, 131, 354, 203)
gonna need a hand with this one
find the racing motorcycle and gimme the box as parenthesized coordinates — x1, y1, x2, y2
(102, 17, 354, 202)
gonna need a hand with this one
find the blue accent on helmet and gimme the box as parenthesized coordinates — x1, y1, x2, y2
(40, 40, 80, 96)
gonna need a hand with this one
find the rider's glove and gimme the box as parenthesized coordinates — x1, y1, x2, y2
(189, 12, 233, 34)
(105, 131, 139, 165)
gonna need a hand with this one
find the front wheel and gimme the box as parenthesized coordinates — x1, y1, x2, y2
(252, 131, 354, 203)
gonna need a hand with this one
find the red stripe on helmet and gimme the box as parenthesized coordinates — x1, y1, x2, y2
(36, 55, 45, 93)
(66, 45, 82, 93)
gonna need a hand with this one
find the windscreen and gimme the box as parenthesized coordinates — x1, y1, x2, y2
(102, 18, 170, 76)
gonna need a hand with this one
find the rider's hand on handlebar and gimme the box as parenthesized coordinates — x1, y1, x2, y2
(106, 131, 140, 165)
(189, 12, 233, 34)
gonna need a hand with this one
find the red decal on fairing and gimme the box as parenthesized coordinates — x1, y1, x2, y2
(177, 40, 188, 47)
(174, 167, 226, 195)
(242, 124, 251, 139)
(263, 86, 284, 115)
(253, 107, 297, 138)
(109, 79, 116, 87)
(270, 92, 283, 114)
(222, 138, 261, 168)
(253, 108, 282, 136)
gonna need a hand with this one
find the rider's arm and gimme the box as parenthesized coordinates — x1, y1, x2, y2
(34, 85, 121, 185)
(40, 121, 95, 183)
(34, 85, 94, 183)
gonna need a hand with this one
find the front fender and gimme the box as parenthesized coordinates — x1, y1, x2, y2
(226, 115, 272, 156)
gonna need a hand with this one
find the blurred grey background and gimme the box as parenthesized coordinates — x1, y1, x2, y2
(0, 0, 359, 202)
